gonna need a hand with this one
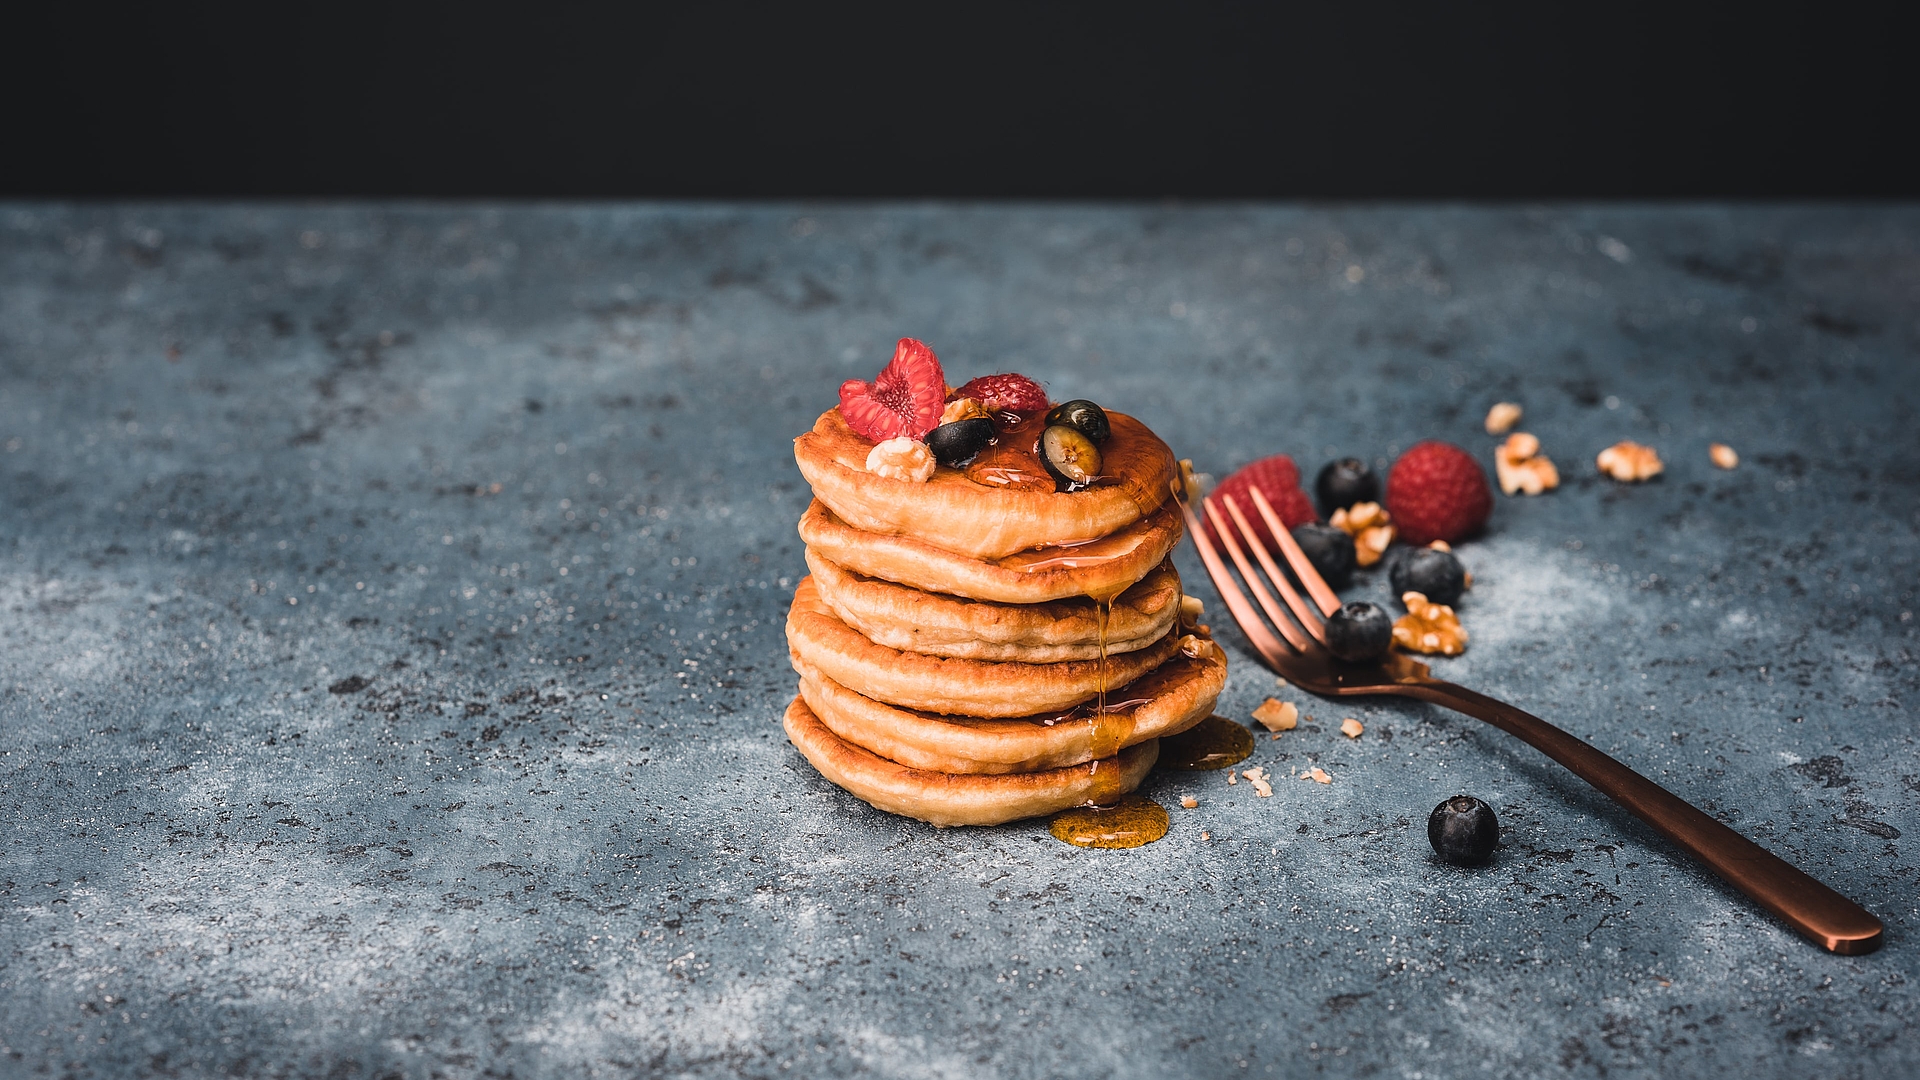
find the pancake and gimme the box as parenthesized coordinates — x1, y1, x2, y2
(797, 499, 1182, 605)
(783, 696, 1160, 826)
(794, 634, 1225, 774)
(806, 550, 1183, 662)
(787, 576, 1183, 717)
(793, 407, 1178, 560)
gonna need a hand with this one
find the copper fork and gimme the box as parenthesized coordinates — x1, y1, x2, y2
(1182, 486, 1883, 955)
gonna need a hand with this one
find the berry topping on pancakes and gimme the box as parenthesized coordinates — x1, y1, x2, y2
(840, 338, 949, 442)
(954, 373, 1049, 415)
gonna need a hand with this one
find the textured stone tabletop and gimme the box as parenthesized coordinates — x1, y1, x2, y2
(1, 204, 1916, 1079)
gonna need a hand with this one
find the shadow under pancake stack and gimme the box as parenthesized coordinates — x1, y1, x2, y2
(782, 362, 1228, 830)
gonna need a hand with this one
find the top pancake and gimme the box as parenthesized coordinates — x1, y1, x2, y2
(793, 407, 1178, 560)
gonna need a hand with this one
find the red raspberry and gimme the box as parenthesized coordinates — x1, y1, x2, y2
(839, 338, 948, 442)
(1386, 441, 1493, 545)
(953, 373, 1048, 414)
(1202, 454, 1318, 554)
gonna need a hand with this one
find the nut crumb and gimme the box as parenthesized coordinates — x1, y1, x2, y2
(1242, 767, 1273, 798)
(1340, 718, 1364, 739)
(1201, 830, 1212, 840)
(1178, 594, 1205, 629)
(1485, 401, 1523, 435)
(1308, 767, 1331, 785)
(1428, 540, 1451, 552)
(1251, 698, 1299, 733)
(1494, 432, 1560, 496)
(1226, 770, 1237, 786)
(1392, 591, 1468, 655)
(866, 437, 935, 483)
(1709, 443, 1738, 470)
(1180, 795, 1198, 809)
(940, 397, 990, 425)
(1329, 501, 1396, 567)
(1597, 440, 1663, 482)
(1178, 633, 1216, 660)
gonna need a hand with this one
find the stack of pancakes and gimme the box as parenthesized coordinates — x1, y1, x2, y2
(783, 405, 1228, 826)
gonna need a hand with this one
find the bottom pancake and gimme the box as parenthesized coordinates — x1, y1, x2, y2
(793, 633, 1225, 774)
(783, 696, 1159, 827)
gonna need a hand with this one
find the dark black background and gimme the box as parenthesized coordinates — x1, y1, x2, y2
(10, 3, 1912, 198)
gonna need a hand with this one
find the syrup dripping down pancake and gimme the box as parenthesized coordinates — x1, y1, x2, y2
(797, 499, 1181, 605)
(783, 696, 1159, 827)
(793, 407, 1178, 560)
(793, 633, 1225, 774)
(785, 576, 1181, 717)
(806, 550, 1184, 662)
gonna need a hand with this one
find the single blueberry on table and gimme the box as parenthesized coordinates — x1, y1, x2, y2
(1314, 457, 1380, 517)
(1290, 523, 1357, 587)
(1323, 601, 1392, 662)
(1428, 795, 1500, 865)
(1390, 546, 1467, 606)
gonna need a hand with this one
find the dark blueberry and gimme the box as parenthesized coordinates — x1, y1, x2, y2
(926, 418, 996, 467)
(1323, 601, 1392, 662)
(1389, 546, 1467, 606)
(1040, 424, 1103, 489)
(1314, 457, 1379, 517)
(1428, 795, 1499, 865)
(1044, 399, 1111, 444)
(1290, 523, 1356, 588)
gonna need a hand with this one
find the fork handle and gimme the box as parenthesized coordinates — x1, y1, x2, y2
(1407, 680, 1883, 955)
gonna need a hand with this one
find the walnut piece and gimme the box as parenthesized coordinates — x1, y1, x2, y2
(866, 437, 935, 482)
(1494, 432, 1560, 496)
(1242, 767, 1274, 798)
(1179, 595, 1205, 630)
(1392, 590, 1468, 656)
(1251, 698, 1298, 733)
(1329, 501, 1397, 567)
(1596, 440, 1663, 482)
(1340, 718, 1364, 739)
(1710, 442, 1739, 470)
(1179, 795, 1198, 809)
(1484, 401, 1523, 435)
(1307, 766, 1332, 785)
(940, 397, 990, 425)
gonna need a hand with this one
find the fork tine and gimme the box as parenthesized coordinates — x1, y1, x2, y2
(1220, 494, 1327, 643)
(1202, 497, 1314, 652)
(1247, 486, 1343, 617)
(1173, 494, 1300, 666)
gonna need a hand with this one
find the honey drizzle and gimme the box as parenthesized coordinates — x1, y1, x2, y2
(1156, 715, 1255, 771)
(1048, 793, 1168, 849)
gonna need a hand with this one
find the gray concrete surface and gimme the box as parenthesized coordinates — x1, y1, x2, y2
(1, 204, 1916, 1079)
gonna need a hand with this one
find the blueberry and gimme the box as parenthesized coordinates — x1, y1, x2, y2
(1428, 795, 1499, 865)
(1044, 399, 1111, 444)
(1040, 424, 1102, 489)
(1289, 523, 1356, 587)
(926, 418, 995, 467)
(1389, 546, 1467, 606)
(1314, 457, 1379, 517)
(1323, 601, 1392, 662)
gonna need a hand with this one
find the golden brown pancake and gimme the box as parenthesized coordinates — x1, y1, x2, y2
(786, 576, 1182, 717)
(794, 634, 1225, 774)
(783, 695, 1159, 826)
(797, 499, 1181, 605)
(806, 550, 1183, 662)
(793, 407, 1178, 560)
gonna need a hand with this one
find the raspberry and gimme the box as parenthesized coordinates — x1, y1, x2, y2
(1203, 454, 1317, 554)
(953, 373, 1048, 414)
(1385, 441, 1493, 545)
(839, 338, 948, 442)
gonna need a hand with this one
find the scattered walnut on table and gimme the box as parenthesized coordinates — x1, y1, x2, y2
(1340, 718, 1364, 739)
(1709, 442, 1739, 469)
(1329, 501, 1396, 567)
(1242, 767, 1274, 798)
(1393, 591, 1468, 656)
(1494, 431, 1560, 496)
(1596, 440, 1663, 482)
(1180, 795, 1198, 809)
(1484, 401, 1523, 435)
(865, 437, 935, 482)
(1307, 767, 1332, 785)
(1251, 698, 1298, 733)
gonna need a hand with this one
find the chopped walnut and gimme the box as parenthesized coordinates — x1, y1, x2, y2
(1330, 501, 1397, 567)
(1242, 767, 1274, 798)
(1710, 443, 1739, 470)
(1393, 591, 1468, 655)
(1340, 718, 1364, 739)
(866, 437, 935, 482)
(1307, 766, 1332, 785)
(1494, 432, 1560, 496)
(941, 397, 991, 425)
(1226, 770, 1237, 786)
(1180, 795, 1198, 809)
(1179, 595, 1205, 629)
(1251, 698, 1298, 733)
(1178, 458, 1214, 504)
(1178, 634, 1218, 661)
(1597, 440, 1663, 482)
(1484, 401, 1523, 435)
